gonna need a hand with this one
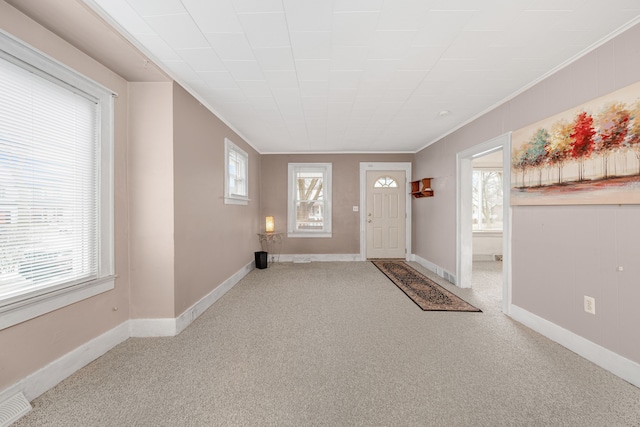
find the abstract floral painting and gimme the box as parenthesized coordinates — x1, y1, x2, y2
(511, 81, 640, 205)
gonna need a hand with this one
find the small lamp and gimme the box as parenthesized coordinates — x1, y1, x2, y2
(265, 216, 275, 233)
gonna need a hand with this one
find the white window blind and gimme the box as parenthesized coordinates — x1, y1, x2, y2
(0, 31, 114, 329)
(0, 55, 99, 304)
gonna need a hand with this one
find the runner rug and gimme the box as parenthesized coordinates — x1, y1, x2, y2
(371, 260, 481, 312)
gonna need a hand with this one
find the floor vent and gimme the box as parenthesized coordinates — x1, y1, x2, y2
(0, 392, 32, 427)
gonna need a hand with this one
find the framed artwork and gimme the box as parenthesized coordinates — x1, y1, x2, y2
(511, 81, 640, 205)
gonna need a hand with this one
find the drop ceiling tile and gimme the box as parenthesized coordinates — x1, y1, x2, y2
(135, 34, 183, 61)
(205, 33, 255, 60)
(232, 0, 284, 13)
(126, 0, 186, 17)
(302, 97, 328, 111)
(224, 60, 264, 80)
(245, 31, 291, 49)
(238, 11, 287, 32)
(399, 46, 446, 70)
(253, 47, 296, 70)
(198, 71, 239, 89)
(376, 2, 425, 31)
(329, 88, 358, 102)
(363, 59, 400, 81)
(163, 60, 200, 80)
(412, 10, 475, 46)
(235, 80, 273, 97)
(264, 70, 299, 88)
(272, 88, 303, 104)
(205, 89, 248, 105)
(290, 31, 332, 60)
(329, 70, 363, 89)
(299, 81, 329, 97)
(442, 31, 504, 60)
(330, 46, 370, 70)
(238, 12, 290, 48)
(388, 69, 427, 89)
(143, 14, 209, 50)
(95, 0, 155, 35)
(464, 5, 524, 32)
(369, 31, 416, 60)
(182, 0, 243, 32)
(332, 11, 379, 32)
(295, 60, 331, 81)
(282, 0, 334, 31)
(176, 48, 226, 72)
(333, 0, 384, 12)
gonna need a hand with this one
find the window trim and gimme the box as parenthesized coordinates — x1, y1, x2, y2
(224, 138, 249, 205)
(0, 30, 115, 330)
(287, 163, 332, 238)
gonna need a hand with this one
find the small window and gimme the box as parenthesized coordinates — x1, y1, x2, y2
(224, 138, 249, 205)
(472, 169, 503, 231)
(288, 163, 332, 238)
(374, 176, 398, 188)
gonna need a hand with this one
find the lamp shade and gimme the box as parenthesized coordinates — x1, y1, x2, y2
(265, 216, 275, 233)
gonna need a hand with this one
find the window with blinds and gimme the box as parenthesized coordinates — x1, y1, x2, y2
(0, 32, 114, 329)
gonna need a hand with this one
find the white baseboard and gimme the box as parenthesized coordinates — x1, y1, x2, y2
(130, 260, 254, 338)
(0, 321, 129, 404)
(509, 304, 640, 389)
(278, 254, 361, 263)
(410, 254, 457, 285)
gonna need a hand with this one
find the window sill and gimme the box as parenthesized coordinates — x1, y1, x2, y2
(472, 230, 503, 237)
(224, 196, 249, 205)
(287, 232, 332, 238)
(0, 276, 115, 330)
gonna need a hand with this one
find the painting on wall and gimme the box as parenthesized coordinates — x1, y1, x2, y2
(511, 81, 640, 205)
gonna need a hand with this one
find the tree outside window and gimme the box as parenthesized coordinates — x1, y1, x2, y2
(472, 169, 503, 231)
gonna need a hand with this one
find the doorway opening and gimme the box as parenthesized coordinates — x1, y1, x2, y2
(456, 133, 511, 314)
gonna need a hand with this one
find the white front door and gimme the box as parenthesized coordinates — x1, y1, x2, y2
(366, 170, 406, 259)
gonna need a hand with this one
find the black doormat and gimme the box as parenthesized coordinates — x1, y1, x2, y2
(372, 260, 481, 312)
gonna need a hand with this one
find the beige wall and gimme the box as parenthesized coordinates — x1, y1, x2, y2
(260, 153, 413, 254)
(414, 23, 640, 364)
(0, 2, 131, 390)
(172, 83, 261, 315)
(128, 83, 175, 318)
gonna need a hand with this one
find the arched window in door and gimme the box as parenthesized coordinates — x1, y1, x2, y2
(373, 176, 398, 188)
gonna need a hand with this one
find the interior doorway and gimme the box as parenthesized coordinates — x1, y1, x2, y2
(456, 133, 511, 314)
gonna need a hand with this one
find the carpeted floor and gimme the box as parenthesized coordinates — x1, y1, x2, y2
(12, 261, 640, 426)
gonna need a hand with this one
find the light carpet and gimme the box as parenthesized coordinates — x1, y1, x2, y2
(13, 261, 640, 426)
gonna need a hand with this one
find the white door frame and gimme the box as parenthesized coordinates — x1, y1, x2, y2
(456, 133, 511, 314)
(360, 162, 412, 261)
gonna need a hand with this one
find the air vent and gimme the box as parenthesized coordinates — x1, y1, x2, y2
(0, 392, 32, 427)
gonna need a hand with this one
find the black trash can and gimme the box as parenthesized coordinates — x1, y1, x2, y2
(255, 251, 268, 269)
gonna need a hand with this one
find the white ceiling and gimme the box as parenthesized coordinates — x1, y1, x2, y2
(83, 0, 640, 154)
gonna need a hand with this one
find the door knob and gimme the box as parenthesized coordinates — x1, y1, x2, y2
(367, 219, 372, 223)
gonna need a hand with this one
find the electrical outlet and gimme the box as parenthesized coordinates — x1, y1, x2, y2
(584, 296, 596, 315)
(352, 206, 359, 212)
